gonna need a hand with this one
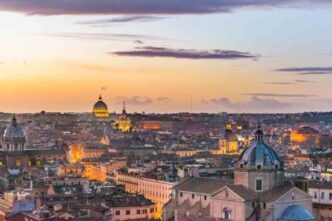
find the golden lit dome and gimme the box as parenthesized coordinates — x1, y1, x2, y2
(113, 101, 132, 132)
(92, 95, 110, 118)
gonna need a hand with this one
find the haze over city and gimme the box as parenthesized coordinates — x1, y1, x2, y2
(1, 0, 332, 113)
(2, 2, 332, 221)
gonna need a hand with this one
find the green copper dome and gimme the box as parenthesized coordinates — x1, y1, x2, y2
(280, 205, 315, 221)
(239, 124, 281, 166)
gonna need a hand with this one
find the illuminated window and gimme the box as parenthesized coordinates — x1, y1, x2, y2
(16, 159, 21, 167)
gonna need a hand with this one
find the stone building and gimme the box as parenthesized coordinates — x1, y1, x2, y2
(211, 123, 240, 155)
(114, 171, 175, 218)
(164, 125, 316, 221)
(0, 116, 66, 171)
(113, 102, 132, 132)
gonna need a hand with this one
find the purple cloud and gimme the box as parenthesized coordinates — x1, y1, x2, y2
(203, 96, 332, 113)
(264, 81, 295, 85)
(0, 0, 331, 15)
(204, 96, 291, 112)
(276, 67, 332, 75)
(243, 93, 314, 98)
(112, 46, 259, 60)
(77, 16, 164, 25)
(114, 96, 153, 106)
(44, 33, 172, 42)
(295, 79, 315, 83)
(134, 40, 144, 44)
(156, 97, 171, 103)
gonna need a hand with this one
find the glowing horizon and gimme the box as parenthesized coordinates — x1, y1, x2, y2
(1, 2, 332, 113)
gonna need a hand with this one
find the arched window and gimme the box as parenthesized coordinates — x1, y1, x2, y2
(223, 207, 231, 220)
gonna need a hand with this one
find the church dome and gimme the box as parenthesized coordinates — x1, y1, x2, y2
(92, 95, 110, 118)
(279, 205, 315, 221)
(238, 124, 281, 167)
(3, 116, 25, 141)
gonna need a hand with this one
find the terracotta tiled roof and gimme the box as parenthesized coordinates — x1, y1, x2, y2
(258, 184, 294, 202)
(175, 177, 232, 194)
(6, 212, 66, 221)
(226, 185, 258, 201)
(308, 180, 332, 189)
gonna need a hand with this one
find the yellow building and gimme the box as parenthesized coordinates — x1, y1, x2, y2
(84, 163, 107, 182)
(83, 158, 127, 182)
(114, 102, 132, 132)
(92, 95, 110, 119)
(57, 163, 84, 177)
(211, 123, 240, 155)
(291, 126, 320, 145)
(67, 144, 107, 163)
(115, 171, 175, 218)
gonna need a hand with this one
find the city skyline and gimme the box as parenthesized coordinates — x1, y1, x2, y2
(1, 1, 332, 113)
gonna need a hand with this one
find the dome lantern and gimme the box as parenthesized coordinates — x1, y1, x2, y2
(255, 122, 264, 143)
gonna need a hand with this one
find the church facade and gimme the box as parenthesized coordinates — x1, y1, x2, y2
(164, 125, 315, 221)
(211, 123, 240, 155)
(113, 102, 132, 132)
(0, 116, 66, 171)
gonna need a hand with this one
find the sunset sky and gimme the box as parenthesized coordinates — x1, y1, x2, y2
(0, 0, 332, 113)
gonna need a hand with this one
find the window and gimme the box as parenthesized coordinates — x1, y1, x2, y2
(256, 165, 262, 171)
(263, 203, 266, 209)
(223, 208, 230, 220)
(256, 179, 263, 192)
(143, 209, 147, 214)
(180, 192, 183, 197)
(126, 210, 130, 215)
(150, 208, 154, 213)
(16, 159, 21, 167)
(192, 194, 195, 199)
(204, 195, 207, 200)
(275, 165, 278, 170)
(252, 202, 255, 208)
(314, 192, 317, 199)
(115, 211, 120, 216)
(329, 193, 332, 200)
(321, 192, 325, 200)
(137, 209, 140, 215)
